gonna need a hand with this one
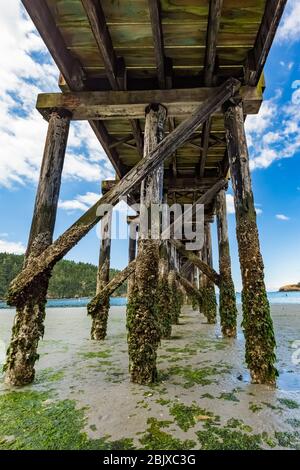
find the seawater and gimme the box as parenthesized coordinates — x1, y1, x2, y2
(1, 291, 300, 309)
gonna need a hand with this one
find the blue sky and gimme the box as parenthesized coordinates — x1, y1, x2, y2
(0, 1, 300, 292)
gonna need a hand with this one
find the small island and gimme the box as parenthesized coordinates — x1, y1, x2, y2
(279, 283, 300, 292)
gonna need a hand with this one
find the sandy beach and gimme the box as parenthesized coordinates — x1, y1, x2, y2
(0, 304, 300, 450)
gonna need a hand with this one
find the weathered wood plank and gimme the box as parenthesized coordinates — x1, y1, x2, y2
(204, 0, 223, 87)
(36, 85, 260, 120)
(8, 78, 239, 304)
(148, 0, 167, 89)
(82, 0, 122, 90)
(245, 0, 287, 86)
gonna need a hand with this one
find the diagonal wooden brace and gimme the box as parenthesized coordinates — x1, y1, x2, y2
(171, 239, 221, 287)
(8, 78, 239, 304)
(175, 272, 203, 304)
(87, 260, 136, 318)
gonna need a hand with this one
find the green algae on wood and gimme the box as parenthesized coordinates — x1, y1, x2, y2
(224, 100, 277, 385)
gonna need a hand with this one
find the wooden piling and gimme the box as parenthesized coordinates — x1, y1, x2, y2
(156, 242, 173, 339)
(202, 224, 217, 324)
(216, 189, 238, 337)
(127, 104, 167, 384)
(90, 210, 112, 340)
(4, 110, 71, 385)
(224, 99, 277, 385)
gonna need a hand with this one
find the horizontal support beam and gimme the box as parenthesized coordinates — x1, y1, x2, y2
(36, 86, 261, 121)
(8, 78, 238, 304)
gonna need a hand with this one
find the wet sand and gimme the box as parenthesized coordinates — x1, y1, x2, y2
(0, 304, 300, 449)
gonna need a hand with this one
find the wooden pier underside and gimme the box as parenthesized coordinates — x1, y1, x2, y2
(23, 0, 286, 210)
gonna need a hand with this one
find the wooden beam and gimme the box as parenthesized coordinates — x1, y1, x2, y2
(245, 0, 287, 86)
(176, 272, 203, 305)
(148, 0, 166, 89)
(87, 260, 136, 319)
(204, 0, 223, 87)
(8, 78, 239, 304)
(199, 0, 223, 177)
(199, 117, 212, 177)
(81, 0, 143, 157)
(21, 1, 85, 91)
(82, 0, 122, 90)
(161, 178, 228, 241)
(89, 120, 127, 177)
(37, 85, 260, 121)
(224, 98, 277, 384)
(171, 239, 221, 287)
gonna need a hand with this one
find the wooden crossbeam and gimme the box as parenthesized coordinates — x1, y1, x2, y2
(8, 78, 239, 304)
(171, 240, 221, 287)
(82, 0, 123, 90)
(176, 272, 203, 304)
(21, 1, 85, 91)
(87, 260, 136, 318)
(148, 0, 167, 89)
(36, 85, 260, 120)
(245, 0, 287, 86)
(199, 0, 223, 177)
(204, 0, 223, 87)
(82, 0, 143, 157)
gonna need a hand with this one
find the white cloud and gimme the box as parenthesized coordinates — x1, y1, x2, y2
(246, 80, 300, 171)
(276, 214, 290, 221)
(277, 0, 300, 43)
(226, 194, 235, 214)
(59, 192, 100, 212)
(0, 3, 114, 189)
(0, 238, 25, 254)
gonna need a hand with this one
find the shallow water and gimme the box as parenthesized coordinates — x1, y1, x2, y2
(1, 291, 299, 309)
(0, 304, 300, 449)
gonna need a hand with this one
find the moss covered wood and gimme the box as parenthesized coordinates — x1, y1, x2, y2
(8, 78, 241, 306)
(171, 239, 220, 287)
(202, 224, 217, 324)
(87, 260, 136, 318)
(4, 110, 71, 386)
(157, 242, 173, 339)
(127, 217, 138, 299)
(176, 272, 203, 312)
(90, 210, 112, 340)
(216, 189, 238, 337)
(224, 99, 277, 385)
(168, 269, 182, 324)
(127, 103, 167, 384)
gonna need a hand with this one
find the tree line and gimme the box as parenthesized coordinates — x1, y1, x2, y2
(0, 253, 127, 300)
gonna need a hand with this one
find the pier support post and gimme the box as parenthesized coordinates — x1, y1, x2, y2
(202, 223, 217, 324)
(157, 242, 173, 339)
(127, 104, 167, 384)
(127, 216, 138, 298)
(224, 99, 277, 384)
(90, 209, 112, 340)
(216, 189, 238, 337)
(4, 110, 71, 385)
